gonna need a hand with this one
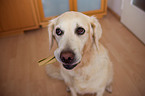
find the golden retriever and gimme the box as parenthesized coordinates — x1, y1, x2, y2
(46, 11, 113, 96)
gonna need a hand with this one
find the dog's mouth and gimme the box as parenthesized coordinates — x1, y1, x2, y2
(54, 49, 81, 70)
(63, 62, 80, 70)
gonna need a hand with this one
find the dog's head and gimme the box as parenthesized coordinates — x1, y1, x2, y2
(48, 11, 102, 70)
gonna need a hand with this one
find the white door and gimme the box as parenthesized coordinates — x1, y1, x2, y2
(121, 0, 145, 44)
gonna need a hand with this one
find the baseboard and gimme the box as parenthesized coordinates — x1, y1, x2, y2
(0, 30, 24, 38)
(108, 7, 121, 21)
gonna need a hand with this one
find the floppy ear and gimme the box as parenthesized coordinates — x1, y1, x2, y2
(90, 16, 102, 50)
(48, 19, 55, 50)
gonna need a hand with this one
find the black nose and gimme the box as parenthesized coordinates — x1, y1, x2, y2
(60, 50, 75, 64)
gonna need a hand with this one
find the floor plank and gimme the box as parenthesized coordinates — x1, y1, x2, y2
(0, 11, 145, 96)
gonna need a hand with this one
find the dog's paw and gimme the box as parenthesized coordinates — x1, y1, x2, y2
(106, 85, 112, 93)
(66, 87, 71, 93)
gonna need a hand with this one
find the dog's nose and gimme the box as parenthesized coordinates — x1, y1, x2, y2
(60, 50, 75, 64)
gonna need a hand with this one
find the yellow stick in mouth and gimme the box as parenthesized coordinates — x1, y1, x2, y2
(38, 56, 57, 66)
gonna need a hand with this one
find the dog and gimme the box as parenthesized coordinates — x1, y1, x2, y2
(46, 11, 113, 96)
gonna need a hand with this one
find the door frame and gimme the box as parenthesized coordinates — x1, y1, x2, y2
(121, 0, 145, 44)
(73, 0, 107, 17)
(36, 0, 74, 22)
(35, 0, 107, 27)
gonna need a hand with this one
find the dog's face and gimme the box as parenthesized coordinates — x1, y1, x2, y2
(48, 12, 102, 70)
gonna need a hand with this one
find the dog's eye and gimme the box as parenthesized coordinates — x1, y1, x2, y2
(76, 27, 85, 35)
(56, 28, 64, 36)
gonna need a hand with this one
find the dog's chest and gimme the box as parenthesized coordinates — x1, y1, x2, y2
(63, 65, 102, 93)
(73, 68, 100, 93)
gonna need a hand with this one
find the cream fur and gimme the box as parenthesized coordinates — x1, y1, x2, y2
(46, 11, 113, 96)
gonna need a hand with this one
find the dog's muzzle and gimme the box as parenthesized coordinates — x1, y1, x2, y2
(60, 50, 79, 70)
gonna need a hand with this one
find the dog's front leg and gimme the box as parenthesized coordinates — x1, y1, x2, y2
(96, 87, 105, 96)
(70, 87, 77, 96)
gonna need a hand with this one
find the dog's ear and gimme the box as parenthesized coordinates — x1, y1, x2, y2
(90, 16, 102, 50)
(48, 18, 56, 50)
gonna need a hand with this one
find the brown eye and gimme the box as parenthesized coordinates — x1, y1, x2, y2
(56, 28, 63, 36)
(76, 27, 85, 35)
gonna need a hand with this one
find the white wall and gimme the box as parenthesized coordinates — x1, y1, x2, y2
(108, 0, 122, 16)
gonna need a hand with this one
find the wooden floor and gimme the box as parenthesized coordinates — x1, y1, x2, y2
(0, 11, 145, 96)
